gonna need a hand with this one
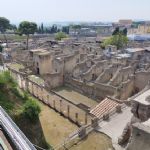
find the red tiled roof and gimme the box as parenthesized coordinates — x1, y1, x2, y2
(90, 97, 120, 118)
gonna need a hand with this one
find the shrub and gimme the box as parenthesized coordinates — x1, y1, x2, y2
(0, 45, 3, 52)
(55, 32, 67, 41)
(23, 99, 41, 122)
(0, 71, 16, 86)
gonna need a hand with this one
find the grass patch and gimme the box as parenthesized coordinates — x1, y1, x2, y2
(29, 75, 44, 85)
(9, 63, 25, 71)
(0, 34, 26, 42)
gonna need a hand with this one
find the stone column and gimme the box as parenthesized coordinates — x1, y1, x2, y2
(78, 127, 86, 139)
(103, 113, 109, 121)
(59, 99, 62, 113)
(20, 76, 23, 89)
(75, 112, 79, 124)
(36, 86, 39, 98)
(116, 105, 122, 113)
(91, 117, 99, 128)
(85, 113, 88, 125)
(41, 87, 43, 101)
(67, 105, 70, 118)
(24, 78, 29, 91)
(46, 95, 49, 105)
(53, 100, 56, 109)
(31, 83, 34, 95)
(48, 95, 51, 107)
(35, 85, 38, 98)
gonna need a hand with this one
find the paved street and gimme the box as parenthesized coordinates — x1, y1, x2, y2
(96, 106, 132, 150)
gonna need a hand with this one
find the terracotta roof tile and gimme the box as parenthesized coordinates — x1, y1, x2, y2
(90, 97, 120, 118)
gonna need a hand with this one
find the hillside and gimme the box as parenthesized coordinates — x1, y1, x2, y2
(0, 71, 50, 149)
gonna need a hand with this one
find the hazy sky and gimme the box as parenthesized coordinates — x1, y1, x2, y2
(0, 0, 150, 23)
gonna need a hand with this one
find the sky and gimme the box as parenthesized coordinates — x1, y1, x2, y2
(0, 0, 150, 23)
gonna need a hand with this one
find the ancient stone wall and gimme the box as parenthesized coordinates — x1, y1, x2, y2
(96, 65, 118, 84)
(135, 71, 150, 91)
(127, 122, 150, 150)
(8, 68, 92, 127)
(33, 54, 53, 75)
(64, 52, 80, 74)
(42, 73, 64, 89)
(66, 78, 117, 101)
(119, 78, 135, 100)
(110, 66, 133, 87)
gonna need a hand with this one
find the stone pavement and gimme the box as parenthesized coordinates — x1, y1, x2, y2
(96, 106, 132, 150)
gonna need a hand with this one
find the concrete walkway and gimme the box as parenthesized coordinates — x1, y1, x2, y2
(96, 106, 132, 150)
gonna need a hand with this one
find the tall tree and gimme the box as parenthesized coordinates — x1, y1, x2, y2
(0, 17, 10, 47)
(122, 28, 128, 36)
(18, 21, 37, 50)
(9, 24, 17, 33)
(50, 25, 58, 33)
(101, 33, 128, 49)
(112, 27, 120, 35)
(41, 23, 44, 34)
(62, 26, 69, 34)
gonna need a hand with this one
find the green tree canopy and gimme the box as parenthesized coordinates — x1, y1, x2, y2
(62, 26, 69, 34)
(0, 17, 10, 33)
(112, 27, 128, 36)
(55, 32, 68, 41)
(23, 99, 41, 122)
(101, 33, 128, 50)
(71, 25, 81, 29)
(0, 17, 10, 47)
(102, 27, 128, 49)
(122, 28, 128, 36)
(112, 27, 120, 35)
(18, 21, 37, 49)
(0, 45, 3, 52)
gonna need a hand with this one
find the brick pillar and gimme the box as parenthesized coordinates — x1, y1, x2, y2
(32, 83, 34, 95)
(59, 99, 62, 113)
(78, 127, 86, 139)
(75, 113, 78, 124)
(36, 86, 39, 98)
(91, 117, 99, 128)
(116, 105, 122, 113)
(67, 105, 70, 118)
(53, 100, 55, 109)
(20, 76, 23, 89)
(35, 85, 38, 98)
(85, 113, 88, 125)
(47, 95, 49, 104)
(25, 78, 28, 91)
(41, 87, 43, 101)
(48, 95, 51, 107)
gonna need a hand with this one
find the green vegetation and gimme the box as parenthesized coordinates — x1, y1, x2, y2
(23, 99, 41, 122)
(0, 71, 50, 149)
(101, 27, 128, 49)
(10, 63, 25, 71)
(18, 21, 37, 49)
(29, 75, 44, 85)
(0, 45, 3, 52)
(0, 34, 26, 42)
(71, 25, 81, 30)
(0, 17, 10, 47)
(37, 24, 60, 34)
(55, 31, 68, 40)
(62, 26, 69, 34)
(0, 71, 41, 117)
